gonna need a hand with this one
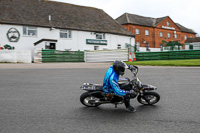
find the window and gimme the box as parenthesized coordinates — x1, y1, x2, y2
(60, 30, 72, 38)
(145, 30, 149, 36)
(117, 44, 121, 49)
(185, 35, 187, 40)
(94, 46, 99, 50)
(45, 42, 56, 49)
(136, 29, 140, 35)
(167, 21, 170, 26)
(23, 26, 37, 36)
(168, 33, 171, 38)
(160, 32, 163, 37)
(174, 31, 177, 38)
(96, 33, 105, 39)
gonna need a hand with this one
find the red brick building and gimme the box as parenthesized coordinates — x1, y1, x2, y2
(116, 13, 196, 51)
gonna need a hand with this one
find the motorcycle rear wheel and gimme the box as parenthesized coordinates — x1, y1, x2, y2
(137, 92, 160, 105)
(80, 92, 101, 107)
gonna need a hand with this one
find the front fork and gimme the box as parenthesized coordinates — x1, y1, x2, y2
(139, 90, 151, 104)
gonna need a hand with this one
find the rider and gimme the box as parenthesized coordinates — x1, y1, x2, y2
(103, 60, 137, 112)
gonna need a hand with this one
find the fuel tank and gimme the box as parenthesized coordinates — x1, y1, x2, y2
(118, 78, 132, 91)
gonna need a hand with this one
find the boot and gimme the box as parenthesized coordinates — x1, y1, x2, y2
(126, 105, 136, 113)
(124, 96, 136, 113)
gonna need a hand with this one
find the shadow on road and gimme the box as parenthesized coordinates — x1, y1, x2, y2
(75, 104, 161, 120)
(136, 105, 160, 112)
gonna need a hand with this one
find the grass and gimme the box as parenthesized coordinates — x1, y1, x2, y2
(125, 59, 200, 66)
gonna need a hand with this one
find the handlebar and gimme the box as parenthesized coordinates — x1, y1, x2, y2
(133, 65, 138, 70)
(131, 65, 139, 75)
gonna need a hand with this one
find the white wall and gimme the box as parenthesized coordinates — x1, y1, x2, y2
(0, 24, 36, 52)
(138, 47, 161, 52)
(185, 43, 200, 50)
(0, 24, 135, 59)
(0, 50, 31, 63)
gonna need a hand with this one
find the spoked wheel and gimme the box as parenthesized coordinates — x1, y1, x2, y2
(80, 92, 101, 107)
(137, 92, 160, 105)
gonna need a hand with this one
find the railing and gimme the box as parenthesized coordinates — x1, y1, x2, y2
(136, 50, 200, 61)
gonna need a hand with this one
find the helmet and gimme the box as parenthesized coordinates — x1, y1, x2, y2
(113, 60, 128, 76)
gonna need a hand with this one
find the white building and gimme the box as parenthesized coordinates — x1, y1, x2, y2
(185, 37, 200, 50)
(0, 0, 135, 60)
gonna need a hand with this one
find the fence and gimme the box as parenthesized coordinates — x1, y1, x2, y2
(136, 50, 200, 61)
(34, 49, 129, 63)
(85, 49, 128, 62)
(34, 49, 84, 63)
(0, 50, 32, 63)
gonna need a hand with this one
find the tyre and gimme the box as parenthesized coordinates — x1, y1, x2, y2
(80, 92, 101, 107)
(137, 92, 160, 105)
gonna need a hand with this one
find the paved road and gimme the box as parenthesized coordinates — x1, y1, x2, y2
(0, 64, 200, 133)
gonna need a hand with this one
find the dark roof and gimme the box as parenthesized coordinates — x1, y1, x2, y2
(176, 23, 196, 34)
(154, 16, 168, 26)
(0, 0, 134, 37)
(34, 39, 57, 46)
(116, 13, 196, 34)
(116, 13, 154, 27)
(185, 37, 200, 43)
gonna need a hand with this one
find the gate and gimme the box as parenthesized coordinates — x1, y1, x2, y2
(34, 49, 84, 63)
(85, 49, 128, 62)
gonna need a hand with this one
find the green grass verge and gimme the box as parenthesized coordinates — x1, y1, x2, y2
(125, 59, 200, 66)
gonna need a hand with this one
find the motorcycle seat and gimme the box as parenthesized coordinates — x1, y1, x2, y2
(93, 84, 103, 91)
(81, 83, 103, 91)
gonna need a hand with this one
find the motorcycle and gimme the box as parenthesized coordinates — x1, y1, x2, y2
(80, 65, 160, 108)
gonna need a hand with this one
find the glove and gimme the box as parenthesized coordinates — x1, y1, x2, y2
(128, 65, 135, 71)
(126, 90, 135, 95)
(126, 90, 137, 97)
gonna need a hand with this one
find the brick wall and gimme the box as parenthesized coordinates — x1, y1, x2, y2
(122, 17, 196, 49)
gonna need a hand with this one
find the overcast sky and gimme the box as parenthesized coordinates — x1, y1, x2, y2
(51, 0, 200, 36)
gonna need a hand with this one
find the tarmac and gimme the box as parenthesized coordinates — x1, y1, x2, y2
(1, 64, 200, 133)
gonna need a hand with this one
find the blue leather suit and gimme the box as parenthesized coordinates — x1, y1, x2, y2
(103, 66, 127, 96)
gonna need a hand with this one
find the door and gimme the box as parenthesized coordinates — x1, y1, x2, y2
(50, 43, 56, 49)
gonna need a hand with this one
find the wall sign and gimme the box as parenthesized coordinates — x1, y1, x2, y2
(162, 26, 175, 30)
(86, 39, 107, 45)
(7, 28, 20, 42)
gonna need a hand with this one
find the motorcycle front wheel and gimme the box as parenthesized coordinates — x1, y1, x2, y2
(80, 92, 101, 107)
(137, 92, 160, 105)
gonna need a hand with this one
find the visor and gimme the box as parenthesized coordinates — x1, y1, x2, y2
(118, 66, 125, 72)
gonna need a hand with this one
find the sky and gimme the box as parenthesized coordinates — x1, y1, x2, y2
(51, 0, 200, 36)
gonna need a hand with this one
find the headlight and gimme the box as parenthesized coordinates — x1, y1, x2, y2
(136, 80, 142, 89)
